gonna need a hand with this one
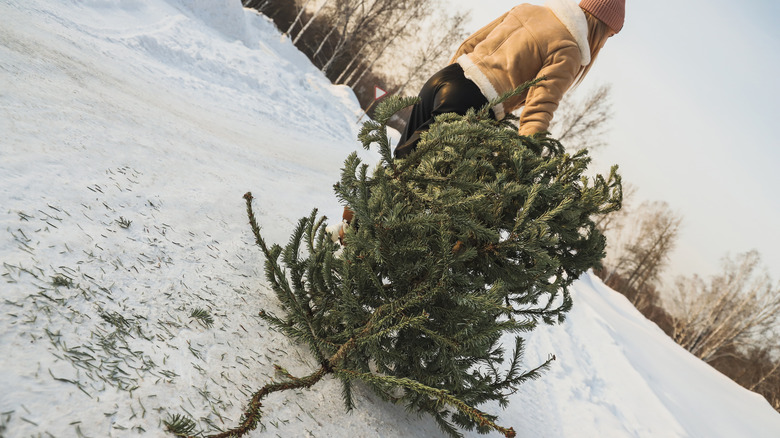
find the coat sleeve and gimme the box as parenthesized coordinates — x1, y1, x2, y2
(518, 49, 580, 136)
(449, 11, 511, 64)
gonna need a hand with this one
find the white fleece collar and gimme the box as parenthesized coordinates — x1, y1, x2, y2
(545, 0, 590, 65)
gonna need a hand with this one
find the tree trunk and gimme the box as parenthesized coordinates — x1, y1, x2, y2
(286, 0, 315, 35)
(334, 38, 372, 84)
(293, 0, 330, 45)
(347, 34, 397, 87)
(312, 25, 339, 66)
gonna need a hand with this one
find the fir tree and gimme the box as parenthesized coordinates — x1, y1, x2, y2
(176, 81, 622, 438)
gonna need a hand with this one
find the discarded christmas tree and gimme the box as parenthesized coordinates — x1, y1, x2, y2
(167, 82, 622, 438)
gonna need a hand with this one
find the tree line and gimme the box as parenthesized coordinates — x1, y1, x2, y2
(246, 0, 466, 126)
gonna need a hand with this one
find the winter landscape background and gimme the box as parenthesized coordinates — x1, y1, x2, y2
(1, 0, 779, 437)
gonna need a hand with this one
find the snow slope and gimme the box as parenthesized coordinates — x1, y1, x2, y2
(1, 1, 779, 437)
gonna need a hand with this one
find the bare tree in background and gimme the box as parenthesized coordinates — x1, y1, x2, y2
(286, 0, 316, 35)
(335, 0, 428, 85)
(392, 11, 468, 96)
(601, 201, 683, 308)
(670, 250, 780, 363)
(317, 0, 412, 74)
(549, 83, 612, 152)
(255, 0, 466, 114)
(293, 0, 331, 45)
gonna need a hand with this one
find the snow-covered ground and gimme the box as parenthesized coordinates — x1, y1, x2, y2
(1, 1, 779, 437)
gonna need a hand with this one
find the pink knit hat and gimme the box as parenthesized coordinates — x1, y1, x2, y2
(579, 0, 625, 33)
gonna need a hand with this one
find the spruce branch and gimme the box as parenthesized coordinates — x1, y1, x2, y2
(245, 194, 329, 363)
(336, 369, 516, 438)
(198, 365, 330, 438)
(190, 308, 214, 328)
(164, 414, 197, 437)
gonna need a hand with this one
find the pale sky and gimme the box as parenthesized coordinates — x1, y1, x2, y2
(446, 0, 780, 283)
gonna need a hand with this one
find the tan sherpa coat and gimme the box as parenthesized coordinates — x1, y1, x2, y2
(450, 0, 591, 136)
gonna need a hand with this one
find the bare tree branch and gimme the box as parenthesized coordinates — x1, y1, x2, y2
(549, 84, 613, 152)
(287, 0, 316, 35)
(293, 0, 330, 45)
(670, 251, 780, 363)
(600, 200, 682, 295)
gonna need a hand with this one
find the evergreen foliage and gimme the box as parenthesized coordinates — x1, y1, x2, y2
(164, 414, 197, 436)
(194, 80, 621, 438)
(190, 308, 215, 328)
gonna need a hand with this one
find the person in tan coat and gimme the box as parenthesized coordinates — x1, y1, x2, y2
(330, 0, 625, 243)
(394, 0, 625, 158)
